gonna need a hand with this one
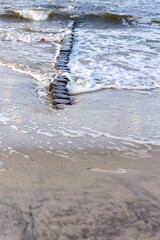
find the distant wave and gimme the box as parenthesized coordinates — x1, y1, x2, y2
(78, 13, 134, 24)
(14, 9, 51, 21)
(77, 13, 160, 25)
(0, 9, 160, 25)
(0, 9, 70, 21)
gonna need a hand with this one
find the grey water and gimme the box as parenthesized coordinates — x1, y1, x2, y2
(0, 0, 160, 95)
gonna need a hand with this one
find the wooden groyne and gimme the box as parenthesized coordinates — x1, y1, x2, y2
(49, 21, 75, 109)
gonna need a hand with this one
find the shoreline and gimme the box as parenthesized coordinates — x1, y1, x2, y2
(0, 65, 160, 150)
(0, 65, 160, 239)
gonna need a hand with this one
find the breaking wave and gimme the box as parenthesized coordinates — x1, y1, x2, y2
(0, 9, 69, 21)
(0, 9, 160, 25)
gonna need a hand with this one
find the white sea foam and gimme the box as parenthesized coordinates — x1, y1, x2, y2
(68, 27, 160, 94)
(37, 129, 56, 137)
(1, 60, 49, 82)
(1, 6, 160, 97)
(10, 125, 19, 130)
(14, 9, 51, 21)
(0, 29, 63, 43)
(58, 128, 85, 138)
(0, 19, 66, 102)
(55, 125, 160, 146)
(0, 113, 11, 125)
(35, 82, 49, 103)
(63, 5, 74, 12)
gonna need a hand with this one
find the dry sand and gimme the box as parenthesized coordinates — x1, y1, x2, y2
(0, 66, 160, 240)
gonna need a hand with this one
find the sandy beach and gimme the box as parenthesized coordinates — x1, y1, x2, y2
(0, 66, 160, 239)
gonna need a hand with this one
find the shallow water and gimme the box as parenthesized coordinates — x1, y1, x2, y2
(0, 66, 160, 157)
(0, 0, 160, 97)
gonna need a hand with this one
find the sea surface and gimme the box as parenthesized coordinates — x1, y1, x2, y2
(0, 0, 160, 158)
(0, 0, 160, 98)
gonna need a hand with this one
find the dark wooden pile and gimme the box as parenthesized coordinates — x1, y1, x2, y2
(49, 22, 75, 109)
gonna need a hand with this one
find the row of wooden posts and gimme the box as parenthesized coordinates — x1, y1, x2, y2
(49, 22, 75, 109)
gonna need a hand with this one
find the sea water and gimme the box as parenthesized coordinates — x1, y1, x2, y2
(0, 0, 160, 154)
(0, 0, 160, 96)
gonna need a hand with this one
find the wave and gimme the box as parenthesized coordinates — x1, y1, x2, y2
(0, 9, 160, 25)
(77, 13, 160, 26)
(0, 27, 63, 43)
(0, 9, 70, 21)
(77, 13, 134, 24)
(0, 10, 49, 21)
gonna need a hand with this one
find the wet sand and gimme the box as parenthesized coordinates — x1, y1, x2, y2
(0, 66, 160, 239)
